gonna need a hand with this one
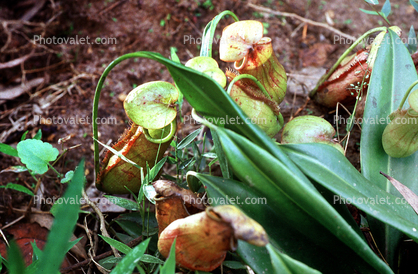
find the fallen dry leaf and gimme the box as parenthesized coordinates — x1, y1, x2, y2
(0, 222, 72, 267)
(380, 172, 418, 215)
(0, 77, 44, 104)
(30, 214, 87, 259)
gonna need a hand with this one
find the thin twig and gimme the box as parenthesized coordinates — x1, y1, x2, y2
(0, 205, 50, 214)
(81, 189, 120, 258)
(0, 215, 25, 230)
(23, 59, 66, 73)
(0, 50, 34, 70)
(1, 21, 12, 52)
(186, 18, 203, 36)
(19, 0, 47, 23)
(60, 236, 143, 273)
(293, 96, 310, 118)
(0, 77, 44, 101)
(248, 3, 356, 42)
(0, 228, 9, 246)
(98, 0, 128, 16)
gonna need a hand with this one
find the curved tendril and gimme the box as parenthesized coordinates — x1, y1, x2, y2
(398, 79, 418, 111)
(200, 10, 239, 58)
(309, 26, 387, 97)
(143, 120, 177, 144)
(93, 52, 168, 180)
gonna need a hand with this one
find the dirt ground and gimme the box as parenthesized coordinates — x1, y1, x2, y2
(0, 0, 417, 272)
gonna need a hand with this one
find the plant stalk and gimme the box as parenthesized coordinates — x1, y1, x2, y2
(398, 79, 418, 111)
(200, 10, 239, 58)
(309, 27, 387, 98)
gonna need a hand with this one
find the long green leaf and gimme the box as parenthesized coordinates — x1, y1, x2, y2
(266, 244, 321, 274)
(381, 0, 391, 17)
(30, 241, 43, 262)
(407, 25, 417, 54)
(195, 172, 362, 273)
(0, 143, 18, 157)
(7, 241, 26, 274)
(160, 238, 176, 274)
(410, 0, 418, 13)
(99, 235, 132, 254)
(177, 128, 201, 149)
(200, 11, 239, 57)
(33, 159, 85, 274)
(282, 143, 418, 239)
(110, 238, 150, 274)
(139, 254, 164, 264)
(104, 195, 140, 211)
(0, 183, 34, 196)
(210, 130, 231, 178)
(359, 8, 384, 15)
(360, 29, 418, 268)
(217, 127, 393, 273)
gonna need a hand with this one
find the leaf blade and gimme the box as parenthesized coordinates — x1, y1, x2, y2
(282, 143, 418, 240)
(34, 159, 85, 274)
(0, 143, 18, 157)
(360, 29, 418, 267)
(160, 238, 176, 274)
(196, 172, 360, 273)
(266, 243, 321, 274)
(110, 238, 150, 274)
(104, 195, 140, 211)
(99, 235, 132, 254)
(0, 183, 34, 196)
(177, 128, 201, 149)
(7, 241, 26, 274)
(17, 139, 59, 174)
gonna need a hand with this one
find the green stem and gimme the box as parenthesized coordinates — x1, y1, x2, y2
(93, 52, 165, 180)
(46, 148, 68, 180)
(28, 170, 39, 182)
(309, 27, 387, 98)
(47, 163, 62, 178)
(364, 1, 391, 26)
(200, 10, 239, 58)
(398, 79, 418, 111)
(94, 54, 131, 180)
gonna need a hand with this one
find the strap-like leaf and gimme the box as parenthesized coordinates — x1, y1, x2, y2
(195, 172, 376, 273)
(33, 159, 85, 274)
(360, 29, 418, 267)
